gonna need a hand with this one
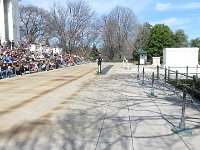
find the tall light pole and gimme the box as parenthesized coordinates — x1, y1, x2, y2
(69, 7, 72, 65)
(117, 6, 122, 59)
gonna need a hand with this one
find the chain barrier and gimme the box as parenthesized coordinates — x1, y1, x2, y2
(137, 65, 200, 136)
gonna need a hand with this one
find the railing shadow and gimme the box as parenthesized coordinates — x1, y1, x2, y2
(0, 72, 199, 149)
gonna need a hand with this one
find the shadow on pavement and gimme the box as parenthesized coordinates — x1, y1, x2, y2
(95, 65, 114, 75)
(0, 73, 200, 150)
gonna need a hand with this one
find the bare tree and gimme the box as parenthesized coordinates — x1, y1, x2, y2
(47, 2, 68, 50)
(102, 6, 139, 61)
(132, 23, 152, 53)
(48, 0, 100, 55)
(102, 18, 117, 60)
(19, 5, 49, 43)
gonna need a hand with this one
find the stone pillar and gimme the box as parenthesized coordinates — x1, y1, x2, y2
(8, 0, 13, 41)
(0, 0, 19, 43)
(0, 0, 6, 42)
(11, 0, 19, 42)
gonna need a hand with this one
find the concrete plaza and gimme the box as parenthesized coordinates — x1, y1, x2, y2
(0, 63, 199, 150)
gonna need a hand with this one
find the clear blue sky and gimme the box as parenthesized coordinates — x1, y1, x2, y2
(20, 0, 200, 40)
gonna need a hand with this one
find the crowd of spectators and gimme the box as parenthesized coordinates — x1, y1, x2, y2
(0, 39, 83, 79)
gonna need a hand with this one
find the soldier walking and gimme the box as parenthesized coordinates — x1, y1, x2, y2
(97, 53, 102, 73)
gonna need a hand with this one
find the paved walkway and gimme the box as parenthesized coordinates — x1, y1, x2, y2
(0, 63, 199, 150)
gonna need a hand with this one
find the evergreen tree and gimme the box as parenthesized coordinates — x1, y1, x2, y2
(174, 29, 189, 47)
(89, 44, 99, 59)
(190, 37, 200, 62)
(145, 24, 176, 60)
(190, 37, 200, 48)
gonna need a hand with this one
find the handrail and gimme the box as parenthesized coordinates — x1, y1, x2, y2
(156, 65, 200, 100)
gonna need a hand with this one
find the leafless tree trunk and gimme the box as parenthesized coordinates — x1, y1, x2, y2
(48, 0, 100, 54)
(19, 5, 49, 43)
(132, 23, 151, 53)
(102, 6, 139, 61)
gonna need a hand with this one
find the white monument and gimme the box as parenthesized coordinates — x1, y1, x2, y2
(163, 47, 199, 74)
(0, 0, 20, 43)
(163, 48, 199, 67)
(152, 57, 160, 66)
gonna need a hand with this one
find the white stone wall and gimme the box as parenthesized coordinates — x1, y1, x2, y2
(163, 48, 199, 67)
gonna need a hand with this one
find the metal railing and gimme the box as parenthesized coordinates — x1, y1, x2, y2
(156, 65, 200, 100)
(137, 65, 200, 136)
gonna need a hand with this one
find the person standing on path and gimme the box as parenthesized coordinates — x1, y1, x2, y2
(97, 53, 102, 73)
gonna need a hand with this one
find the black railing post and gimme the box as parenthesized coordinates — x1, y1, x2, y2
(192, 75, 196, 100)
(168, 66, 170, 82)
(137, 63, 140, 78)
(147, 72, 157, 97)
(157, 65, 159, 80)
(175, 70, 178, 91)
(152, 72, 154, 88)
(186, 66, 188, 80)
(164, 66, 167, 83)
(171, 86, 192, 136)
(176, 70, 178, 81)
(196, 65, 198, 77)
(193, 75, 196, 89)
(142, 67, 144, 84)
(179, 87, 187, 130)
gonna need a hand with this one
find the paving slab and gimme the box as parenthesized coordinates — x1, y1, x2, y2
(0, 63, 199, 150)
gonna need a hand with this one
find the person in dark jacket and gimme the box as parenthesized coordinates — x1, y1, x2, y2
(11, 40, 15, 50)
(97, 53, 102, 73)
